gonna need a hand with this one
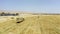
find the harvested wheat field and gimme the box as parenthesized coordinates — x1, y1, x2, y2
(0, 14, 60, 34)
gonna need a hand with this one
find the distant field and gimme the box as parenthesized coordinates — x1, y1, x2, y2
(0, 14, 60, 34)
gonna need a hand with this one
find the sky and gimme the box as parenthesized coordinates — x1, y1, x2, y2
(0, 0, 60, 13)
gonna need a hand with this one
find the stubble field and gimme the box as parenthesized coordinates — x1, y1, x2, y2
(0, 14, 60, 34)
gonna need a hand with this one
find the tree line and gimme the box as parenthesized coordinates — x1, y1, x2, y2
(0, 12, 19, 16)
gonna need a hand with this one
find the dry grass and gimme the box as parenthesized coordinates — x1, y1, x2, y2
(0, 14, 60, 34)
